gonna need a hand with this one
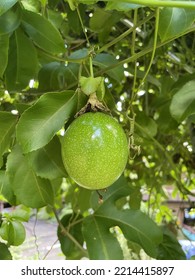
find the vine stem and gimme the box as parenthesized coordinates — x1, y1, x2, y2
(52, 207, 87, 256)
(96, 24, 195, 76)
(76, 6, 90, 47)
(137, 7, 160, 90)
(98, 12, 154, 53)
(104, 0, 195, 9)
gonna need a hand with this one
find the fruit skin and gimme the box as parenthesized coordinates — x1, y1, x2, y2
(61, 112, 129, 190)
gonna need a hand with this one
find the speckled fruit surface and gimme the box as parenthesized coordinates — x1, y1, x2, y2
(61, 112, 129, 190)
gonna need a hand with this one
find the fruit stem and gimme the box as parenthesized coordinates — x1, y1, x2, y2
(89, 56, 94, 78)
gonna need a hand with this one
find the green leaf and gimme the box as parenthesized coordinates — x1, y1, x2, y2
(22, 9, 65, 54)
(6, 145, 54, 208)
(0, 220, 26, 246)
(27, 136, 67, 180)
(159, 8, 195, 42)
(8, 208, 30, 222)
(83, 216, 124, 259)
(83, 177, 163, 259)
(0, 171, 17, 205)
(94, 53, 124, 82)
(136, 112, 158, 138)
(38, 62, 79, 91)
(58, 213, 85, 260)
(106, 2, 142, 11)
(5, 28, 38, 91)
(0, 111, 17, 166)
(0, 34, 9, 77)
(0, 4, 21, 35)
(0, 243, 12, 260)
(16, 90, 78, 153)
(170, 80, 195, 122)
(79, 76, 103, 96)
(0, 0, 18, 16)
(90, 8, 121, 42)
(157, 227, 186, 260)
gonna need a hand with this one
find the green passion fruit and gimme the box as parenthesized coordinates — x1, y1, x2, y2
(61, 112, 129, 190)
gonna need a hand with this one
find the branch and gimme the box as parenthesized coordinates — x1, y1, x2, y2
(102, 0, 195, 9)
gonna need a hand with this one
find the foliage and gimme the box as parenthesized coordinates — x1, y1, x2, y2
(1, 0, 195, 260)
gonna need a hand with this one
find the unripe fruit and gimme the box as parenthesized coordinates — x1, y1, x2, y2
(62, 112, 129, 190)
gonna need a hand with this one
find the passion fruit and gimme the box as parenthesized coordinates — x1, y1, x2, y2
(61, 112, 129, 190)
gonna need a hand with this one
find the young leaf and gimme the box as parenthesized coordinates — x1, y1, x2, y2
(27, 136, 67, 180)
(0, 0, 18, 16)
(159, 8, 195, 42)
(22, 9, 65, 54)
(5, 28, 38, 91)
(170, 80, 195, 122)
(6, 145, 54, 208)
(16, 90, 78, 153)
(0, 34, 9, 77)
(0, 220, 26, 246)
(0, 111, 17, 165)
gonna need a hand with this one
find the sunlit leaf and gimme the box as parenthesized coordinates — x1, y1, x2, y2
(16, 90, 78, 153)
(170, 80, 195, 122)
(6, 145, 54, 208)
(0, 0, 18, 16)
(159, 8, 195, 42)
(0, 34, 9, 77)
(5, 28, 38, 91)
(27, 136, 67, 180)
(22, 9, 65, 53)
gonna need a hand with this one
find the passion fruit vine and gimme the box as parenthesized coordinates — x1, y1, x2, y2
(61, 112, 129, 190)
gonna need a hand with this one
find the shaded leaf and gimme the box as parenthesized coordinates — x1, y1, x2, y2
(27, 136, 67, 180)
(0, 111, 17, 166)
(38, 62, 79, 91)
(0, 171, 17, 205)
(90, 8, 121, 42)
(0, 34, 9, 77)
(5, 28, 38, 91)
(16, 90, 78, 153)
(0, 0, 18, 16)
(0, 243, 12, 260)
(22, 9, 65, 54)
(157, 227, 186, 260)
(94, 53, 124, 82)
(84, 177, 163, 259)
(6, 145, 54, 208)
(58, 213, 85, 260)
(136, 112, 158, 138)
(159, 8, 195, 42)
(170, 80, 195, 122)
